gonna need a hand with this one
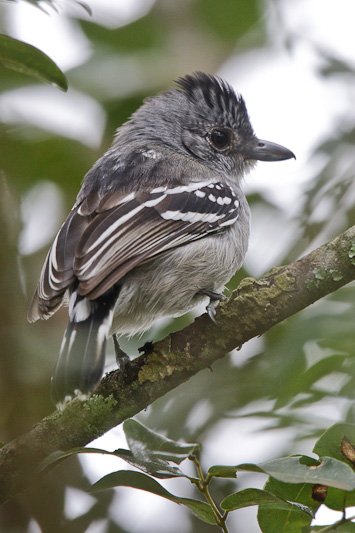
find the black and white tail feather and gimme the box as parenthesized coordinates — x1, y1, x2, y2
(51, 287, 118, 406)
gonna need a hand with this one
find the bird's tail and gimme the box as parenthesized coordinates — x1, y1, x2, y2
(51, 288, 117, 408)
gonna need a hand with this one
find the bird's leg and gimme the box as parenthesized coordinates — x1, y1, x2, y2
(198, 289, 228, 324)
(113, 334, 130, 372)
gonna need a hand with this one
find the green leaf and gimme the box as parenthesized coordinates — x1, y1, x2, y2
(208, 465, 239, 478)
(89, 470, 216, 524)
(41, 445, 187, 480)
(257, 456, 355, 490)
(221, 488, 313, 516)
(112, 448, 187, 479)
(41, 420, 200, 480)
(234, 463, 266, 474)
(322, 478, 355, 513)
(322, 485, 349, 511)
(0, 34, 67, 90)
(121, 419, 200, 479)
(257, 474, 321, 533)
(123, 419, 200, 464)
(236, 456, 355, 491)
(314, 423, 355, 465)
(313, 425, 355, 513)
(40, 447, 118, 471)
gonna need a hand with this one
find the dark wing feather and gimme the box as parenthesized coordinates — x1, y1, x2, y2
(27, 207, 94, 322)
(28, 181, 240, 320)
(74, 182, 240, 299)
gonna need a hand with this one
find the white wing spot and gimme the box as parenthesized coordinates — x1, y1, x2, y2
(194, 190, 206, 198)
(208, 194, 216, 202)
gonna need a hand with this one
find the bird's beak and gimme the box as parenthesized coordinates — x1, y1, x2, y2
(243, 139, 296, 162)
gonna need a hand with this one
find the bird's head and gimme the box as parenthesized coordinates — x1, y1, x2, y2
(174, 72, 295, 176)
(115, 72, 295, 179)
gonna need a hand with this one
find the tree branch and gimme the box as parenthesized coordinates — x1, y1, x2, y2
(0, 225, 354, 505)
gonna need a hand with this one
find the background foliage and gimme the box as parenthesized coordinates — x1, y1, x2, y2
(0, 0, 355, 531)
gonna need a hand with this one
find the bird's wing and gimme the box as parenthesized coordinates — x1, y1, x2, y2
(28, 180, 240, 320)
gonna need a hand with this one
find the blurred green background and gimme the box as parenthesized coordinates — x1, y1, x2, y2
(0, 0, 355, 531)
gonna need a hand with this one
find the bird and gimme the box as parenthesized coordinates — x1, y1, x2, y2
(27, 72, 295, 407)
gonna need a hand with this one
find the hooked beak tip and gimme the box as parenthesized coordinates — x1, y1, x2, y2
(245, 139, 296, 162)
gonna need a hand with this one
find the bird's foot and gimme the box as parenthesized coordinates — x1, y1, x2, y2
(113, 334, 130, 372)
(198, 289, 227, 324)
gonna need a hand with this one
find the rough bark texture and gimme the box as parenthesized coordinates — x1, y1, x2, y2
(0, 225, 354, 505)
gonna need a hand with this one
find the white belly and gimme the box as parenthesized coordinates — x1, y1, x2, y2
(111, 207, 250, 336)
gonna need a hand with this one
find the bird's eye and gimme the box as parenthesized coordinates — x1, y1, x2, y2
(209, 129, 232, 150)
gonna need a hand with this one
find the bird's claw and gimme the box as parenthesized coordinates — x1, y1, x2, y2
(207, 301, 218, 324)
(198, 289, 227, 324)
(113, 334, 130, 372)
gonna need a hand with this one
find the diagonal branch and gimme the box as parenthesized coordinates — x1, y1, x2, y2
(0, 225, 354, 505)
